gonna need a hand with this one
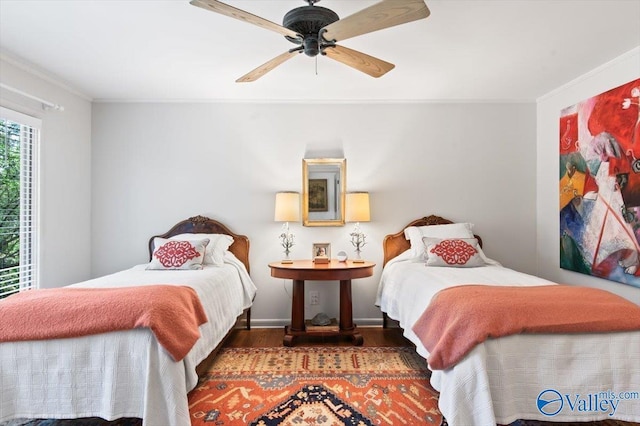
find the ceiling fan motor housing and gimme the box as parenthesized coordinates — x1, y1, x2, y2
(283, 5, 339, 57)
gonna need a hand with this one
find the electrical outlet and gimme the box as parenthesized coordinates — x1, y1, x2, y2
(309, 291, 319, 305)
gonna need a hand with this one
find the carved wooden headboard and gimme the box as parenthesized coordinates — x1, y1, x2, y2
(148, 215, 250, 273)
(382, 215, 482, 267)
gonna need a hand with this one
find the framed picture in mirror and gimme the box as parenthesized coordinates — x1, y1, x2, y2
(308, 179, 328, 212)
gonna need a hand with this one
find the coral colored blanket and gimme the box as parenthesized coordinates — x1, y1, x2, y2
(0, 285, 208, 361)
(412, 284, 640, 370)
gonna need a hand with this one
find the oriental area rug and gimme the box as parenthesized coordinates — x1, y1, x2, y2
(188, 346, 441, 425)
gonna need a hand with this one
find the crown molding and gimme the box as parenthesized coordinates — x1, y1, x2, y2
(92, 97, 534, 105)
(0, 50, 92, 102)
(536, 46, 640, 103)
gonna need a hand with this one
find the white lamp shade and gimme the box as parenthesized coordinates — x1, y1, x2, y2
(274, 192, 301, 222)
(345, 192, 370, 222)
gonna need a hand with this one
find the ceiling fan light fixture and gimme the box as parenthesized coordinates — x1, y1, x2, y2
(302, 36, 320, 57)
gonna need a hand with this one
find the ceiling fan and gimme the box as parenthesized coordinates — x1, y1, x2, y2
(189, 0, 430, 82)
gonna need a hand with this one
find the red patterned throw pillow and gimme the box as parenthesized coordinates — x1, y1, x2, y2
(422, 237, 485, 267)
(147, 237, 210, 270)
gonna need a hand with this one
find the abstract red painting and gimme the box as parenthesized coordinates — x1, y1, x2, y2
(560, 78, 640, 287)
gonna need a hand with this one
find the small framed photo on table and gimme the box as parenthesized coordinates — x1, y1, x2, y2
(312, 243, 331, 263)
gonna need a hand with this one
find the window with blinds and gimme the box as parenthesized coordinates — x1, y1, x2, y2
(0, 107, 40, 299)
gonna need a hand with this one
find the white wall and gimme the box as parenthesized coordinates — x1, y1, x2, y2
(91, 101, 537, 325)
(536, 47, 640, 304)
(0, 55, 93, 288)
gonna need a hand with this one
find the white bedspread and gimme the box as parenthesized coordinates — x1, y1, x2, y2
(377, 251, 640, 425)
(0, 252, 256, 426)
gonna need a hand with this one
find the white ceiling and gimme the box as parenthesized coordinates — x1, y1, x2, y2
(1, 0, 639, 102)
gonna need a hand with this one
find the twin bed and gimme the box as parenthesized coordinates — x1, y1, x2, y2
(377, 215, 640, 425)
(0, 216, 256, 426)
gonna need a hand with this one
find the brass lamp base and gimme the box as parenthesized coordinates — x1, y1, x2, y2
(281, 259, 294, 264)
(352, 259, 365, 263)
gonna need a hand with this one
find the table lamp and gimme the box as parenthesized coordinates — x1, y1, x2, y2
(275, 191, 300, 264)
(345, 192, 370, 263)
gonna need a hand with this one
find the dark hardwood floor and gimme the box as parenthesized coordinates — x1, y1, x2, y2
(223, 325, 411, 348)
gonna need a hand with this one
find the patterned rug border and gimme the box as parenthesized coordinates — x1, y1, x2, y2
(199, 346, 430, 379)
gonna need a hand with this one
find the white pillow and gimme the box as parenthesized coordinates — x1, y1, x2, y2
(423, 237, 486, 267)
(147, 237, 209, 270)
(404, 223, 475, 253)
(170, 233, 233, 267)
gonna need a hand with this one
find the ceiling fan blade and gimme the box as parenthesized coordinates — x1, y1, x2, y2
(323, 45, 395, 78)
(190, 0, 301, 40)
(321, 0, 430, 43)
(236, 50, 301, 83)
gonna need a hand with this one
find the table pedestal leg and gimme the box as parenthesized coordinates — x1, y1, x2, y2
(284, 279, 305, 346)
(340, 279, 363, 345)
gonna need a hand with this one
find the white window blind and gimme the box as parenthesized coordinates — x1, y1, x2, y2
(0, 107, 40, 298)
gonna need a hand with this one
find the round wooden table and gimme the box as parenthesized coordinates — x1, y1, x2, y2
(269, 259, 375, 346)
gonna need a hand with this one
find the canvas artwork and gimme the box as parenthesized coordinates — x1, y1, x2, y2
(560, 78, 640, 287)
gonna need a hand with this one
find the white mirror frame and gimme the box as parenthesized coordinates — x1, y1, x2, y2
(302, 158, 346, 227)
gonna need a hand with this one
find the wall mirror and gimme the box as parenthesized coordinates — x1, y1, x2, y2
(302, 158, 346, 227)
